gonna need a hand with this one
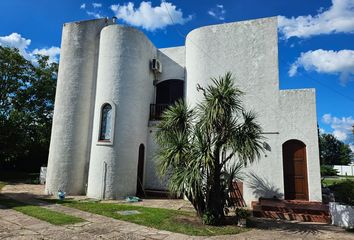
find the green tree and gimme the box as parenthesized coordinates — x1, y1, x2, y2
(319, 133, 353, 165)
(155, 72, 264, 225)
(0, 46, 57, 171)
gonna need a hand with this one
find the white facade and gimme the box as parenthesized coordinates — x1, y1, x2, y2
(46, 17, 322, 206)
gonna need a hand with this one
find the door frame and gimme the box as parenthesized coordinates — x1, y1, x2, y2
(282, 139, 309, 201)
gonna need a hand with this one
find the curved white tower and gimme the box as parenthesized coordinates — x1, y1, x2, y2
(87, 25, 156, 199)
(45, 19, 113, 195)
(185, 17, 284, 203)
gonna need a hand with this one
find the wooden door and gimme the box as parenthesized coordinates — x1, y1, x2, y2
(136, 144, 145, 197)
(282, 140, 309, 200)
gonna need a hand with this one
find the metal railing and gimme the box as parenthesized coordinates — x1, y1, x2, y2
(149, 104, 169, 120)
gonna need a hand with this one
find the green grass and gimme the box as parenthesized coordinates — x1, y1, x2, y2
(44, 199, 248, 236)
(322, 176, 354, 187)
(0, 181, 6, 191)
(0, 171, 39, 183)
(0, 198, 84, 225)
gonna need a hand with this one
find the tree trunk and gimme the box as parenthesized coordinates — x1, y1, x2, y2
(206, 146, 225, 225)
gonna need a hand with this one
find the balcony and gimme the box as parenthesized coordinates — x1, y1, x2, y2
(149, 104, 169, 121)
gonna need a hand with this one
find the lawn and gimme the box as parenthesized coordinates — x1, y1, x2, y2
(322, 176, 354, 187)
(0, 171, 39, 184)
(44, 199, 248, 236)
(0, 181, 6, 191)
(0, 197, 84, 225)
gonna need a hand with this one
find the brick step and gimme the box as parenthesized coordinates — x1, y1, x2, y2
(252, 198, 330, 223)
(252, 203, 329, 216)
(258, 198, 328, 211)
(253, 209, 330, 223)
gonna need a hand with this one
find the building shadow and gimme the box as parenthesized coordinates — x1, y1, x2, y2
(246, 171, 283, 199)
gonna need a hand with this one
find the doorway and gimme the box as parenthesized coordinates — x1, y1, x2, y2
(282, 140, 309, 200)
(136, 144, 145, 197)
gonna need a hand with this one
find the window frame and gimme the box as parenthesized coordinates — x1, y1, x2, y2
(97, 101, 116, 146)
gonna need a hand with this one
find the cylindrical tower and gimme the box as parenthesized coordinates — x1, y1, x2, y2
(45, 18, 113, 195)
(87, 25, 156, 199)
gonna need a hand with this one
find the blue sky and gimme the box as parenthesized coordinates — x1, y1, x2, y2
(0, 0, 353, 149)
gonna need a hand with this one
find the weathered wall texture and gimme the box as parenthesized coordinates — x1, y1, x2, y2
(45, 18, 113, 195)
(87, 25, 156, 199)
(185, 17, 285, 205)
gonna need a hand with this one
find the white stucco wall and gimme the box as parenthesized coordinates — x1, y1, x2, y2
(45, 18, 113, 195)
(144, 125, 169, 190)
(47, 16, 322, 203)
(158, 46, 185, 81)
(87, 25, 156, 199)
(185, 17, 283, 206)
(185, 17, 280, 132)
(142, 46, 187, 191)
(279, 89, 322, 202)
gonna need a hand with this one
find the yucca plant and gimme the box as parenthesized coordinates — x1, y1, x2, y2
(155, 72, 264, 225)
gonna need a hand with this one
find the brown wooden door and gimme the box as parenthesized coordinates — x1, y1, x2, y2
(282, 140, 309, 200)
(136, 144, 145, 197)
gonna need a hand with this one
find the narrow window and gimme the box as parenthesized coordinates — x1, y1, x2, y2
(99, 104, 112, 141)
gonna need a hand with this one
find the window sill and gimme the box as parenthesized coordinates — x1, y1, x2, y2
(97, 140, 114, 146)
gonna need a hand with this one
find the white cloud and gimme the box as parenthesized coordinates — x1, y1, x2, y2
(0, 32, 31, 57)
(80, 2, 103, 19)
(110, 1, 192, 31)
(322, 113, 332, 124)
(0, 33, 60, 63)
(32, 47, 61, 63)
(278, 0, 354, 39)
(289, 49, 354, 85)
(350, 144, 354, 152)
(208, 4, 226, 21)
(92, 3, 102, 8)
(321, 114, 354, 142)
(86, 11, 103, 18)
(333, 130, 348, 141)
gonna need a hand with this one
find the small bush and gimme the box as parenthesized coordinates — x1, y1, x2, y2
(202, 211, 220, 225)
(329, 179, 354, 205)
(235, 208, 250, 219)
(320, 165, 338, 176)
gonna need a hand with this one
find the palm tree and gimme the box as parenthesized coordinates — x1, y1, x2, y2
(155, 72, 264, 225)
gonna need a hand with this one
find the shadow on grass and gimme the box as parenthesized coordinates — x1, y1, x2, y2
(248, 217, 349, 235)
(0, 196, 84, 225)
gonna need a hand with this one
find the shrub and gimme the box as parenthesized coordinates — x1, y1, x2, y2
(329, 179, 354, 205)
(320, 165, 338, 176)
(202, 211, 219, 225)
(235, 208, 251, 219)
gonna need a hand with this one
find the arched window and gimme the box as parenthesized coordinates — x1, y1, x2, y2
(99, 103, 112, 141)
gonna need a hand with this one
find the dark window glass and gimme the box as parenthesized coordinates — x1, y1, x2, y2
(99, 104, 112, 141)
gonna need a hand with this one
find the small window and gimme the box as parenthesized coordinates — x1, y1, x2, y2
(99, 104, 112, 141)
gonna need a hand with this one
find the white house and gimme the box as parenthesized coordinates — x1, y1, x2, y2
(45, 16, 322, 206)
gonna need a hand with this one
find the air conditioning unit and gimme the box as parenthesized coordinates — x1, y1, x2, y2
(151, 58, 162, 73)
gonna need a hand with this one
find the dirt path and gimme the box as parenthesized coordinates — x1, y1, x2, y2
(1, 183, 353, 240)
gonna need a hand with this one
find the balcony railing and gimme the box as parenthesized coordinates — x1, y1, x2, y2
(149, 104, 169, 121)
